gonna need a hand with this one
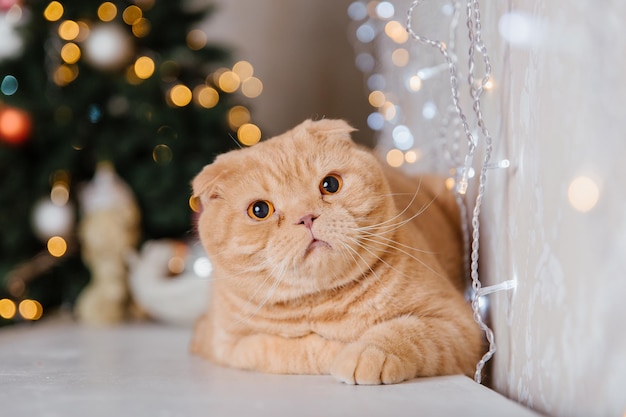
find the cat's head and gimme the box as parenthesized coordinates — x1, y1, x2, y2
(192, 119, 395, 301)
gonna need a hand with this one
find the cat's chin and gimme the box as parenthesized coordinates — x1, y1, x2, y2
(304, 239, 331, 255)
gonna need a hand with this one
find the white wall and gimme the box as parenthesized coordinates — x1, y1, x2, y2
(201, 0, 373, 144)
(482, 2, 626, 416)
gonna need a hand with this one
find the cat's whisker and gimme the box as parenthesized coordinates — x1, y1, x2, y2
(355, 189, 440, 236)
(357, 232, 436, 255)
(338, 241, 388, 293)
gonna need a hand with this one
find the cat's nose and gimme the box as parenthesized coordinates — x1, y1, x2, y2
(298, 213, 318, 229)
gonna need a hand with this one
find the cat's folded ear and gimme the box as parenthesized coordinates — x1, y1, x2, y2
(191, 161, 226, 204)
(303, 119, 357, 142)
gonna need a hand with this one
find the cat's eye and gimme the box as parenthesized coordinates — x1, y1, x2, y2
(319, 174, 343, 195)
(247, 200, 275, 220)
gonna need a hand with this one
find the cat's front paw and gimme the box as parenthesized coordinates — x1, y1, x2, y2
(330, 342, 415, 385)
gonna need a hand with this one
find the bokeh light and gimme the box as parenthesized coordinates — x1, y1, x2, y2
(218, 71, 241, 93)
(237, 123, 261, 146)
(97, 2, 117, 22)
(186, 29, 208, 50)
(51, 183, 70, 206)
(134, 56, 155, 79)
(47, 236, 67, 257)
(61, 42, 81, 64)
(385, 21, 408, 44)
(228, 105, 250, 130)
(391, 48, 409, 67)
(405, 150, 421, 164)
(194, 86, 219, 108)
(59, 20, 80, 41)
(189, 196, 202, 213)
(1, 75, 18, 96)
(408, 75, 422, 91)
(386, 149, 404, 167)
(53, 64, 79, 86)
(0, 299, 17, 320)
(568, 176, 600, 212)
(153, 144, 173, 165)
(18, 299, 43, 321)
(168, 84, 192, 107)
(368, 90, 385, 108)
(132, 18, 151, 38)
(122, 5, 142, 25)
(233, 60, 254, 80)
(43, 1, 64, 22)
(241, 77, 263, 98)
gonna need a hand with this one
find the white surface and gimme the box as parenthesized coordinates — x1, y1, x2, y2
(0, 319, 541, 417)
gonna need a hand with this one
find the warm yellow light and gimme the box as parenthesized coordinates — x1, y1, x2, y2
(19, 299, 43, 321)
(97, 2, 117, 22)
(241, 77, 263, 98)
(122, 5, 142, 25)
(153, 144, 173, 165)
(75, 21, 90, 42)
(385, 20, 408, 44)
(60, 42, 81, 64)
(186, 29, 208, 50)
(568, 176, 600, 213)
(194, 86, 219, 108)
(58, 20, 80, 41)
(189, 196, 202, 213)
(237, 123, 261, 146)
(380, 101, 396, 120)
(445, 177, 456, 190)
(392, 48, 410, 67)
(409, 75, 422, 91)
(228, 105, 250, 130)
(405, 150, 420, 164)
(484, 79, 495, 90)
(51, 184, 70, 206)
(218, 71, 241, 93)
(169, 84, 192, 107)
(386, 149, 404, 167)
(134, 56, 155, 79)
(47, 236, 67, 257)
(168, 256, 186, 275)
(53, 64, 79, 86)
(132, 18, 151, 38)
(368, 90, 385, 108)
(44, 1, 64, 22)
(0, 299, 16, 320)
(125, 65, 142, 85)
(232, 60, 254, 81)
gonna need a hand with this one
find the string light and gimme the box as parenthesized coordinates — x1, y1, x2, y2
(0, 299, 17, 319)
(568, 175, 600, 212)
(18, 299, 43, 321)
(97, 2, 117, 22)
(237, 123, 261, 146)
(43, 1, 64, 22)
(47, 236, 68, 257)
(406, 0, 514, 384)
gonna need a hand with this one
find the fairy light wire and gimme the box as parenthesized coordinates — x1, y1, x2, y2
(407, 0, 512, 384)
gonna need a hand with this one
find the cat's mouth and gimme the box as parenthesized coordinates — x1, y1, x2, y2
(305, 238, 331, 255)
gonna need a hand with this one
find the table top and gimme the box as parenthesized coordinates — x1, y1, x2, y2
(0, 317, 542, 417)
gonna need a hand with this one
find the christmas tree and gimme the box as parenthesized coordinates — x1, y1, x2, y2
(0, 0, 261, 324)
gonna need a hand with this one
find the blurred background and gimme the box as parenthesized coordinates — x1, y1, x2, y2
(1, 1, 625, 416)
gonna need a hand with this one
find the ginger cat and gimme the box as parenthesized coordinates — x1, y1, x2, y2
(191, 119, 482, 385)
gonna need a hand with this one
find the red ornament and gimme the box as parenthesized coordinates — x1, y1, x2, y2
(0, 106, 32, 145)
(0, 0, 20, 12)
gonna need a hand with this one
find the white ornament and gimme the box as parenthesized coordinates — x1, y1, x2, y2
(0, 6, 25, 61)
(128, 240, 210, 326)
(31, 198, 75, 240)
(83, 23, 133, 70)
